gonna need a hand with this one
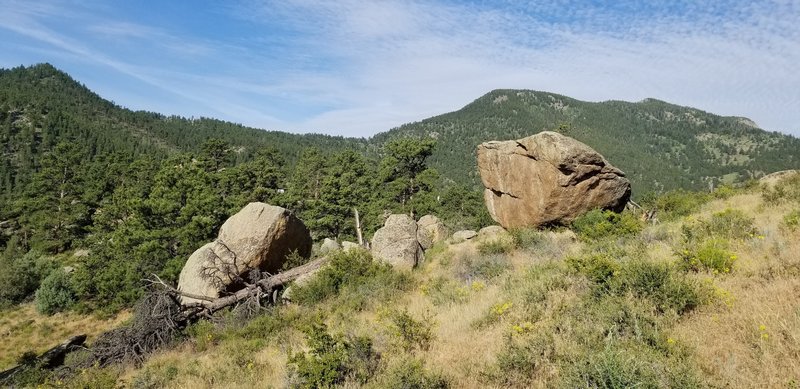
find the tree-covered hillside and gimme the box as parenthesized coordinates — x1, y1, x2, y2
(0, 63, 368, 198)
(373, 90, 800, 195)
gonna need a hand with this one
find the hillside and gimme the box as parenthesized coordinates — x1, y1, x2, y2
(373, 90, 800, 195)
(3, 174, 799, 388)
(0, 63, 368, 197)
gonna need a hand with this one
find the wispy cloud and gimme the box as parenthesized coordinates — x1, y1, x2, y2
(0, 0, 797, 137)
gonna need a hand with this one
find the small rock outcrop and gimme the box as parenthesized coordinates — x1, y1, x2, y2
(178, 203, 312, 303)
(478, 131, 631, 229)
(319, 238, 341, 255)
(417, 215, 449, 250)
(478, 225, 510, 241)
(451, 230, 478, 242)
(371, 214, 423, 270)
(341, 241, 362, 252)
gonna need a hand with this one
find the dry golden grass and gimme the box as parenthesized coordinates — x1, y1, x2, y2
(671, 191, 800, 388)
(14, 186, 800, 388)
(0, 304, 129, 370)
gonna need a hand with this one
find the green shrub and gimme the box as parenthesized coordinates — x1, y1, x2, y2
(291, 249, 410, 308)
(649, 189, 711, 220)
(762, 173, 800, 205)
(454, 253, 510, 281)
(0, 251, 56, 308)
(567, 253, 619, 290)
(421, 276, 468, 306)
(783, 209, 800, 231)
(374, 357, 449, 389)
(563, 345, 660, 388)
(613, 260, 705, 315)
(35, 268, 76, 315)
(131, 363, 179, 389)
(185, 320, 219, 352)
(384, 309, 435, 352)
(571, 209, 643, 241)
(289, 322, 379, 388)
(681, 209, 758, 242)
(477, 239, 514, 255)
(509, 227, 544, 249)
(678, 238, 736, 274)
(482, 332, 554, 387)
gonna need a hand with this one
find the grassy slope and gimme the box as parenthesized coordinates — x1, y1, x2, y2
(130, 179, 800, 388)
(5, 179, 799, 388)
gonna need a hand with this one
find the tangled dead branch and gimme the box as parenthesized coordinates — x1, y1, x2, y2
(85, 255, 331, 368)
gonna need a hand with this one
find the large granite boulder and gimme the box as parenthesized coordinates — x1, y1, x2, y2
(417, 215, 449, 250)
(478, 131, 631, 229)
(178, 203, 312, 303)
(371, 214, 423, 270)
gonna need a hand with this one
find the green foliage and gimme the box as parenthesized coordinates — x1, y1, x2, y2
(185, 320, 219, 352)
(131, 362, 179, 389)
(0, 251, 54, 307)
(421, 276, 469, 306)
(289, 322, 380, 388)
(650, 189, 712, 220)
(35, 268, 76, 315)
(476, 239, 514, 255)
(563, 345, 661, 389)
(384, 309, 435, 353)
(482, 332, 554, 387)
(783, 209, 800, 230)
(509, 227, 545, 249)
(454, 253, 510, 281)
(571, 209, 643, 241)
(567, 253, 620, 289)
(613, 260, 705, 314)
(290, 249, 410, 309)
(678, 238, 737, 274)
(761, 173, 800, 205)
(682, 209, 759, 242)
(373, 358, 449, 389)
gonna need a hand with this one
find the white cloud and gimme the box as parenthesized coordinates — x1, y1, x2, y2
(0, 0, 797, 137)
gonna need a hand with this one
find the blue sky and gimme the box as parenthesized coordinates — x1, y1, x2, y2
(1, 0, 798, 137)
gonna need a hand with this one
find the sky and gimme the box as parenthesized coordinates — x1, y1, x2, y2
(1, 0, 798, 138)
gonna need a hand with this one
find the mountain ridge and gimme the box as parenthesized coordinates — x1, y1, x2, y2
(2, 63, 799, 197)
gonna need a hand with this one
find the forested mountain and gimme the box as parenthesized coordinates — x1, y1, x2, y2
(374, 90, 800, 195)
(0, 63, 368, 197)
(1, 63, 799, 314)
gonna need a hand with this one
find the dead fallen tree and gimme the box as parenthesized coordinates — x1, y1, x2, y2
(0, 255, 331, 385)
(84, 255, 331, 368)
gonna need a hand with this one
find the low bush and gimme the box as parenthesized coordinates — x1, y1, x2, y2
(648, 189, 711, 220)
(762, 173, 800, 205)
(374, 357, 449, 389)
(783, 209, 800, 231)
(567, 253, 619, 290)
(291, 249, 411, 309)
(383, 309, 435, 353)
(682, 209, 756, 242)
(509, 227, 545, 249)
(421, 276, 468, 306)
(613, 260, 705, 315)
(481, 332, 555, 387)
(288, 322, 380, 388)
(571, 209, 643, 241)
(35, 268, 77, 315)
(678, 238, 737, 274)
(454, 253, 510, 281)
(0, 251, 56, 308)
(476, 239, 514, 255)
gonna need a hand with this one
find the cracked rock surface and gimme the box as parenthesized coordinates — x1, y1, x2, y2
(477, 131, 631, 229)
